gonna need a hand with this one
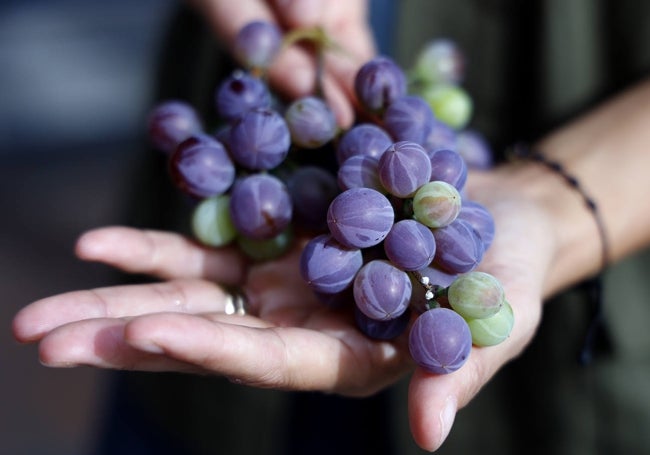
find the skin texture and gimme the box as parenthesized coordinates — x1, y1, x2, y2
(12, 1, 650, 451)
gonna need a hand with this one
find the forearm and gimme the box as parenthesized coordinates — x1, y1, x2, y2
(498, 77, 650, 296)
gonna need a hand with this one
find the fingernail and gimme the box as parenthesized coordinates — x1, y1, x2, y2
(131, 340, 165, 355)
(438, 395, 457, 450)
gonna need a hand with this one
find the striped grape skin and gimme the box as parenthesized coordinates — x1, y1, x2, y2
(300, 234, 364, 294)
(447, 271, 505, 320)
(228, 107, 291, 171)
(327, 187, 395, 249)
(466, 301, 514, 346)
(336, 123, 392, 165)
(169, 134, 235, 199)
(409, 307, 472, 375)
(337, 155, 383, 192)
(378, 141, 432, 198)
(431, 218, 485, 274)
(455, 128, 494, 170)
(354, 56, 407, 113)
(382, 95, 436, 145)
(383, 219, 436, 271)
(215, 71, 271, 122)
(424, 118, 457, 153)
(412, 180, 462, 228)
(457, 199, 496, 250)
(233, 20, 282, 69)
(228, 173, 292, 240)
(284, 96, 337, 149)
(428, 148, 468, 191)
(191, 195, 237, 247)
(147, 100, 202, 154)
(353, 259, 412, 320)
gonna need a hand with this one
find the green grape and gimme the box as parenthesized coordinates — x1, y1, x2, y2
(419, 83, 472, 130)
(412, 180, 461, 228)
(447, 271, 505, 319)
(191, 194, 237, 247)
(466, 300, 514, 346)
(237, 228, 293, 261)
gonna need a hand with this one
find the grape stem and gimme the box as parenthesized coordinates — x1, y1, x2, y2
(409, 270, 447, 310)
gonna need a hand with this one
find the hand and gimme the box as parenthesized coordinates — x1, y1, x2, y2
(12, 165, 555, 451)
(189, 0, 376, 127)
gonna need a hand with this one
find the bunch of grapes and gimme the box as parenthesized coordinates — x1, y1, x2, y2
(146, 19, 513, 376)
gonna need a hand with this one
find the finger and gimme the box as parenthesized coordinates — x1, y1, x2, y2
(124, 311, 410, 395)
(75, 226, 248, 285)
(407, 291, 541, 451)
(38, 318, 200, 372)
(193, 0, 277, 44)
(13, 279, 228, 342)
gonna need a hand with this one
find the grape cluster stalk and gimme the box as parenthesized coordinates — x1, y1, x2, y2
(146, 20, 513, 375)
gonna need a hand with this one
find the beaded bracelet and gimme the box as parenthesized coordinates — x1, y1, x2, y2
(507, 142, 611, 364)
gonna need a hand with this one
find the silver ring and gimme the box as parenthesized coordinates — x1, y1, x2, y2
(224, 287, 248, 316)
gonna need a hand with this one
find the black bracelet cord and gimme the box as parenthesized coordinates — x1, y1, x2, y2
(508, 142, 611, 364)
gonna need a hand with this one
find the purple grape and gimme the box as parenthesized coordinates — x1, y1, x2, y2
(336, 123, 392, 165)
(284, 96, 337, 149)
(354, 56, 407, 113)
(327, 187, 394, 249)
(286, 166, 339, 232)
(300, 234, 363, 294)
(233, 20, 282, 69)
(378, 141, 432, 198)
(432, 218, 484, 274)
(147, 100, 203, 154)
(456, 129, 494, 170)
(428, 148, 468, 190)
(337, 155, 383, 192)
(457, 200, 495, 250)
(355, 306, 411, 340)
(169, 134, 235, 198)
(383, 219, 436, 271)
(215, 71, 271, 122)
(382, 95, 436, 145)
(417, 265, 459, 289)
(424, 118, 457, 152)
(409, 307, 472, 374)
(229, 107, 291, 170)
(228, 173, 292, 239)
(353, 259, 412, 320)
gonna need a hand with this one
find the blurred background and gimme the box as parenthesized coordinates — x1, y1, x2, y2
(1, 0, 176, 453)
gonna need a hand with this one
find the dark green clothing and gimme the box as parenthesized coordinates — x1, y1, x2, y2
(96, 2, 650, 454)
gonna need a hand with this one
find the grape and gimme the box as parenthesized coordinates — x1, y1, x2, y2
(228, 107, 291, 170)
(412, 38, 465, 85)
(286, 166, 339, 232)
(337, 155, 383, 192)
(409, 307, 472, 374)
(237, 228, 293, 261)
(233, 20, 282, 69)
(353, 259, 412, 320)
(314, 286, 354, 309)
(327, 187, 394, 249)
(382, 95, 436, 145)
(147, 100, 203, 154)
(428, 148, 468, 190)
(191, 194, 237, 247)
(354, 56, 407, 113)
(228, 173, 292, 240)
(456, 129, 494, 170)
(300, 234, 363, 294)
(412, 181, 462, 228)
(215, 70, 271, 122)
(431, 218, 484, 274)
(457, 199, 495, 250)
(284, 96, 337, 149)
(424, 118, 457, 152)
(383, 219, 436, 271)
(378, 141, 432, 198)
(420, 83, 473, 130)
(355, 306, 411, 340)
(169, 134, 235, 198)
(336, 123, 392, 165)
(447, 271, 505, 319)
(466, 301, 514, 346)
